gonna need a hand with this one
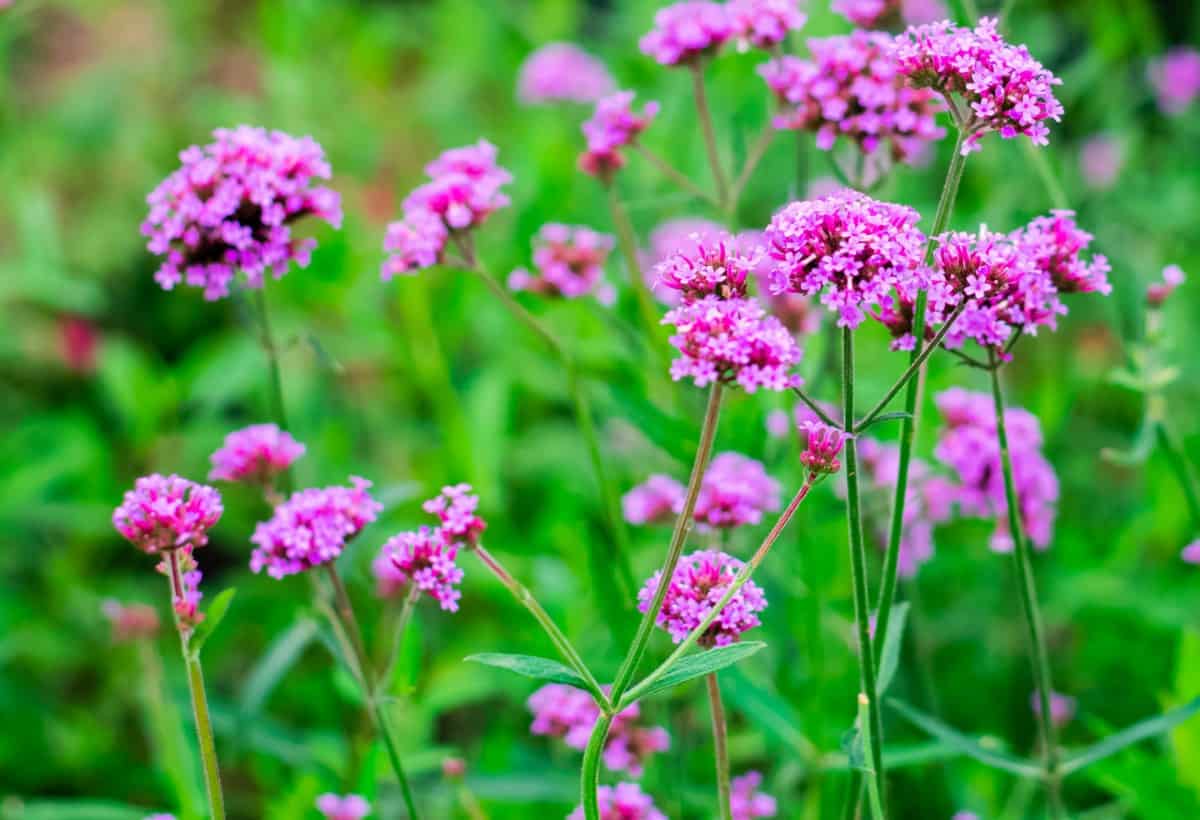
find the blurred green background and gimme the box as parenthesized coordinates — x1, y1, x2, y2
(2, 0, 1200, 817)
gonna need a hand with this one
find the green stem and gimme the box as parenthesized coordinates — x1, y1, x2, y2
(473, 544, 609, 707)
(373, 699, 421, 819)
(871, 131, 968, 672)
(252, 289, 294, 495)
(706, 673, 734, 820)
(792, 385, 841, 429)
(381, 585, 422, 690)
(138, 641, 204, 820)
(690, 62, 729, 210)
(632, 143, 720, 206)
(606, 186, 667, 355)
(841, 328, 887, 814)
(988, 351, 1063, 820)
(580, 712, 615, 820)
(858, 694, 885, 820)
(1156, 422, 1200, 531)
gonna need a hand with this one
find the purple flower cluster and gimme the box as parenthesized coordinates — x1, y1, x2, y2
(569, 783, 666, 820)
(142, 126, 341, 300)
(1014, 210, 1111, 296)
(799, 422, 847, 476)
(831, 0, 901, 28)
(113, 474, 224, 555)
(640, 218, 725, 303)
(315, 793, 370, 820)
(894, 17, 1064, 154)
(374, 527, 465, 611)
(654, 229, 757, 302)
(249, 477, 382, 578)
(934, 388, 1058, 553)
(728, 0, 807, 51)
(639, 2, 734, 66)
(517, 43, 615, 105)
(579, 91, 660, 180)
(208, 423, 305, 486)
(1148, 47, 1200, 115)
(638, 549, 768, 647)
(759, 32, 945, 163)
(664, 297, 804, 391)
(622, 475, 687, 526)
(527, 683, 670, 776)
(382, 141, 512, 277)
(422, 483, 487, 549)
(764, 190, 927, 329)
(1148, 264, 1186, 307)
(508, 223, 616, 303)
(731, 771, 778, 819)
(694, 452, 781, 529)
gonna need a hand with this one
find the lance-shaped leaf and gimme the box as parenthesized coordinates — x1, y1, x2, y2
(621, 642, 767, 706)
(887, 698, 1042, 778)
(1059, 695, 1200, 776)
(188, 587, 236, 658)
(875, 602, 909, 697)
(465, 653, 589, 690)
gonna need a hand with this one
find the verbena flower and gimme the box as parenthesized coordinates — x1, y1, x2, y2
(579, 91, 660, 180)
(375, 527, 465, 611)
(528, 684, 670, 776)
(622, 475, 686, 525)
(765, 191, 927, 329)
(799, 421, 847, 476)
(316, 793, 370, 820)
(101, 600, 160, 643)
(1148, 47, 1200, 115)
(934, 388, 1058, 553)
(654, 229, 759, 302)
(145, 815, 177, 820)
(517, 43, 615, 105)
(832, 0, 901, 28)
(640, 218, 727, 304)
(1079, 134, 1123, 191)
(1012, 210, 1111, 296)
(728, 0, 806, 51)
(894, 17, 1063, 154)
(1147, 264, 1186, 307)
(142, 126, 341, 300)
(731, 771, 778, 819)
(1031, 690, 1076, 728)
(422, 483, 486, 549)
(744, 233, 822, 337)
(208, 423, 305, 486)
(508, 223, 616, 303)
(664, 297, 804, 392)
(639, 2, 734, 66)
(759, 32, 945, 162)
(568, 782, 666, 820)
(639, 549, 768, 647)
(695, 452, 781, 529)
(382, 141, 512, 277)
(113, 474, 224, 555)
(250, 477, 382, 578)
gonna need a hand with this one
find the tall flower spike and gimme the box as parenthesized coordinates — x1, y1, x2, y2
(894, 17, 1064, 154)
(653, 229, 758, 302)
(376, 527, 465, 611)
(517, 43, 615, 105)
(764, 190, 927, 329)
(1013, 210, 1112, 296)
(113, 474, 224, 555)
(249, 477, 382, 578)
(568, 783, 667, 820)
(579, 91, 660, 181)
(208, 423, 305, 486)
(508, 223, 616, 304)
(142, 126, 341, 300)
(639, 2, 734, 67)
(422, 483, 486, 549)
(639, 549, 768, 647)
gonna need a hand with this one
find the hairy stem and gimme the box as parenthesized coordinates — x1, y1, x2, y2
(707, 673, 734, 820)
(858, 693, 885, 820)
(690, 63, 729, 209)
(580, 712, 615, 820)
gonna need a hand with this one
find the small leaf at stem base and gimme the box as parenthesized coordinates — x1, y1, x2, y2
(465, 653, 590, 690)
(188, 587, 236, 657)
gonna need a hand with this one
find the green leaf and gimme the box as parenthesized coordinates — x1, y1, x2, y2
(841, 724, 866, 772)
(722, 666, 816, 759)
(188, 588, 236, 657)
(239, 617, 318, 715)
(875, 602, 909, 697)
(887, 698, 1042, 777)
(1059, 694, 1200, 776)
(626, 642, 767, 704)
(11, 801, 148, 820)
(607, 384, 698, 465)
(820, 740, 961, 771)
(464, 653, 589, 690)
(1100, 414, 1156, 466)
(858, 411, 913, 432)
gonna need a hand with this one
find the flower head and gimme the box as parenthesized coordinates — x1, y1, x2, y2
(422, 483, 486, 549)
(579, 91, 660, 180)
(832, 0, 900, 28)
(664, 297, 804, 392)
(623, 475, 686, 525)
(568, 782, 667, 820)
(142, 126, 341, 300)
(375, 527, 464, 611)
(894, 17, 1063, 154)
(1147, 264, 1186, 307)
(765, 190, 927, 329)
(695, 452, 781, 530)
(250, 477, 382, 578)
(654, 229, 759, 302)
(639, 2, 734, 66)
(113, 474, 224, 555)
(799, 422, 847, 476)
(759, 32, 945, 162)
(731, 771, 778, 819)
(639, 549, 768, 647)
(517, 43, 615, 105)
(101, 600, 161, 643)
(728, 0, 806, 51)
(1031, 690, 1076, 728)
(640, 218, 726, 304)
(1148, 47, 1200, 115)
(509, 223, 615, 303)
(208, 423, 305, 486)
(381, 210, 449, 278)
(1013, 210, 1111, 296)
(528, 683, 670, 776)
(316, 793, 370, 820)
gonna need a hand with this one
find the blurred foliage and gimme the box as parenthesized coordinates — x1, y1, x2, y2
(2, 0, 1200, 818)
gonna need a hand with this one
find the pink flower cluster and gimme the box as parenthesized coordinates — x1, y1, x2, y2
(639, 2, 734, 66)
(894, 17, 1063, 154)
(101, 599, 161, 643)
(1148, 264, 1186, 307)
(142, 126, 341, 300)
(208, 423, 305, 486)
(728, 0, 807, 51)
(517, 43, 615, 105)
(759, 32, 945, 162)
(1031, 690, 1076, 728)
(250, 477, 382, 578)
(579, 91, 660, 180)
(569, 783, 666, 820)
(664, 297, 804, 392)
(316, 793, 370, 820)
(764, 190, 927, 329)
(1148, 47, 1200, 115)
(638, 549, 768, 647)
(160, 546, 205, 628)
(527, 683, 670, 775)
(622, 475, 687, 526)
(113, 474, 224, 555)
(799, 422, 847, 476)
(1014, 210, 1111, 296)
(694, 452, 781, 529)
(654, 229, 757, 302)
(422, 483, 487, 548)
(832, 0, 900, 27)
(382, 141, 512, 277)
(640, 218, 724, 303)
(731, 771, 778, 819)
(934, 388, 1058, 553)
(508, 223, 616, 303)
(374, 527, 464, 611)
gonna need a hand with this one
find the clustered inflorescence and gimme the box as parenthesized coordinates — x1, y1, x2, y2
(623, 451, 780, 530)
(579, 91, 660, 180)
(639, 549, 768, 647)
(509, 223, 616, 303)
(208, 423, 305, 487)
(517, 43, 615, 105)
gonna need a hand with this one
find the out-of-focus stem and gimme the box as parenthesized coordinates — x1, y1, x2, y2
(690, 63, 729, 209)
(632, 143, 720, 206)
(1156, 422, 1200, 531)
(707, 673, 734, 820)
(730, 126, 776, 208)
(381, 585, 422, 689)
(252, 289, 294, 495)
(607, 186, 667, 354)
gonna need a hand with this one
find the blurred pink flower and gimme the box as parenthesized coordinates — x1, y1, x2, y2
(569, 782, 666, 820)
(579, 91, 660, 181)
(316, 793, 370, 820)
(1181, 540, 1200, 565)
(1031, 690, 1076, 728)
(528, 683, 670, 776)
(1079, 134, 1123, 190)
(517, 43, 614, 105)
(728, 0, 806, 51)
(622, 474, 686, 525)
(509, 223, 615, 303)
(1147, 264, 1186, 307)
(731, 770, 778, 819)
(59, 315, 99, 373)
(101, 599, 160, 643)
(1148, 47, 1200, 115)
(208, 423, 304, 486)
(639, 2, 734, 66)
(640, 218, 726, 304)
